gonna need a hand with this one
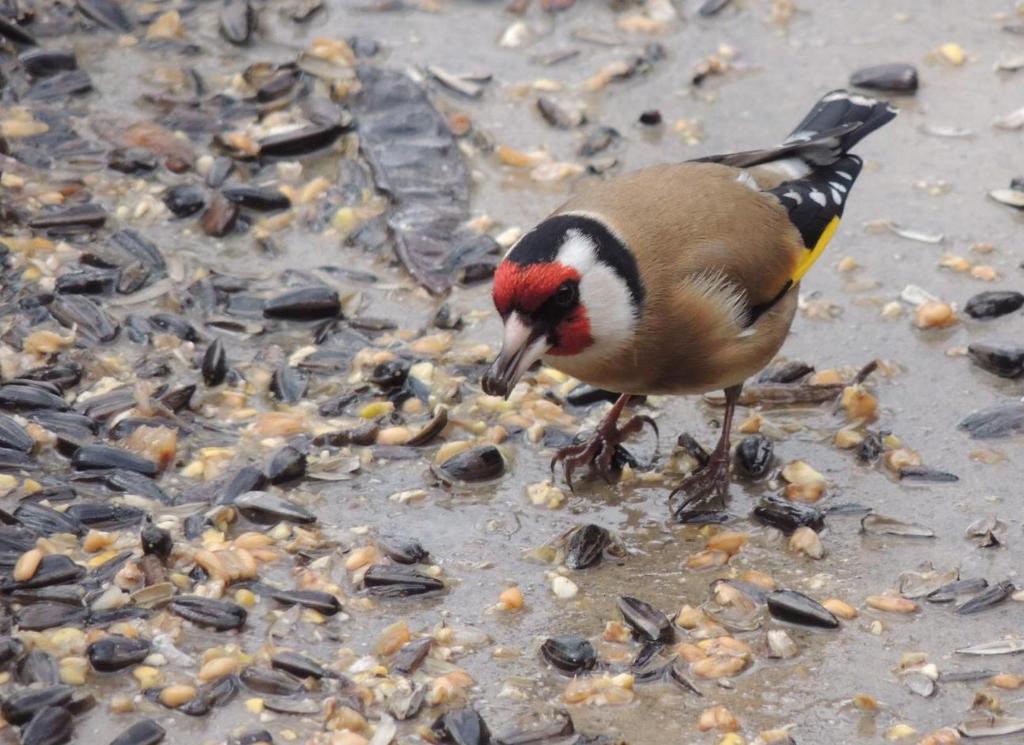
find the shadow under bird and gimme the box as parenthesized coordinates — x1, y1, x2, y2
(482, 89, 897, 510)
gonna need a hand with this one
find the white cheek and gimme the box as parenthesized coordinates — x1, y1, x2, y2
(576, 263, 636, 359)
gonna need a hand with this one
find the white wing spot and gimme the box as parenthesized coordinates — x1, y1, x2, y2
(835, 170, 853, 181)
(736, 170, 759, 191)
(830, 188, 842, 203)
(830, 181, 847, 193)
(809, 189, 827, 207)
(782, 190, 802, 204)
(761, 157, 812, 181)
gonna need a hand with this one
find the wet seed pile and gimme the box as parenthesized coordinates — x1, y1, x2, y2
(1, 0, 1024, 744)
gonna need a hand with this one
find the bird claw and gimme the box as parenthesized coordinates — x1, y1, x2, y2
(551, 414, 659, 490)
(669, 454, 732, 516)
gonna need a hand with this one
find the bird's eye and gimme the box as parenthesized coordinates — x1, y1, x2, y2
(554, 281, 577, 308)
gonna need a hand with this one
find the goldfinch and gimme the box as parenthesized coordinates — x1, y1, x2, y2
(482, 90, 897, 510)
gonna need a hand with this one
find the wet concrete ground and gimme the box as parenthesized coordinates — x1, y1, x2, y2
(322, 2, 1024, 741)
(5, 0, 1024, 743)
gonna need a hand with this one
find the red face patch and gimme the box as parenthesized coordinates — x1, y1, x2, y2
(546, 307, 591, 355)
(493, 261, 580, 316)
(492, 260, 593, 355)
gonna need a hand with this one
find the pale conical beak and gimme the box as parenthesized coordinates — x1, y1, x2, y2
(481, 312, 549, 399)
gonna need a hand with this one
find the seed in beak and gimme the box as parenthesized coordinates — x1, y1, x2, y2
(481, 313, 547, 398)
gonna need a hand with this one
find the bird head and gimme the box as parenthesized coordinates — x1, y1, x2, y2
(481, 213, 644, 398)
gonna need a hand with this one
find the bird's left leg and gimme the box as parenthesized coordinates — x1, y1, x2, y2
(670, 383, 742, 515)
(551, 394, 658, 489)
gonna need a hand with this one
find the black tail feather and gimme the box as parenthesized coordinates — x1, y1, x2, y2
(692, 89, 897, 170)
(784, 89, 898, 154)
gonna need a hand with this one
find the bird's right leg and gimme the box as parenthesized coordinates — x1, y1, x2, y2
(670, 383, 743, 516)
(551, 394, 658, 489)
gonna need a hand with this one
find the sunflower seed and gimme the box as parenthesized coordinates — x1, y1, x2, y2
(268, 588, 341, 615)
(432, 708, 492, 745)
(427, 66, 486, 98)
(617, 596, 674, 643)
(12, 505, 85, 538)
(20, 705, 73, 745)
(169, 595, 246, 630)
(49, 295, 118, 343)
(849, 63, 919, 92)
(766, 590, 839, 629)
(958, 715, 1024, 737)
(162, 184, 206, 218)
(752, 496, 824, 534)
(0, 447, 33, 469)
(886, 222, 944, 243)
(957, 639, 1024, 656)
(240, 667, 302, 695)
(903, 672, 935, 697)
(988, 188, 1024, 208)
(16, 602, 89, 631)
(222, 186, 291, 212)
(0, 385, 68, 412)
(214, 466, 267, 506)
(363, 565, 444, 597)
(105, 470, 170, 503)
(258, 123, 345, 158)
(564, 524, 610, 570)
(269, 365, 308, 404)
(540, 634, 597, 674)
(968, 343, 1024, 378)
(377, 535, 429, 565)
(270, 651, 328, 680)
(263, 287, 340, 320)
(75, 0, 133, 30)
(65, 503, 145, 530)
(0, 15, 37, 45)
(391, 638, 432, 675)
(200, 193, 240, 237)
(87, 635, 151, 672)
(1, 686, 73, 725)
(536, 96, 585, 128)
(436, 446, 505, 482)
(898, 466, 960, 482)
(698, 0, 733, 16)
(860, 514, 934, 538)
(959, 403, 1024, 439)
(29, 202, 105, 229)
(235, 491, 315, 524)
(220, 0, 256, 44)
(16, 651, 58, 684)
(108, 720, 165, 745)
(71, 445, 157, 476)
(957, 580, 1015, 615)
(735, 434, 774, 479)
(964, 290, 1024, 319)
(925, 577, 987, 603)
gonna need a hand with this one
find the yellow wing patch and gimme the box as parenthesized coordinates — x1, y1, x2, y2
(791, 215, 840, 283)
